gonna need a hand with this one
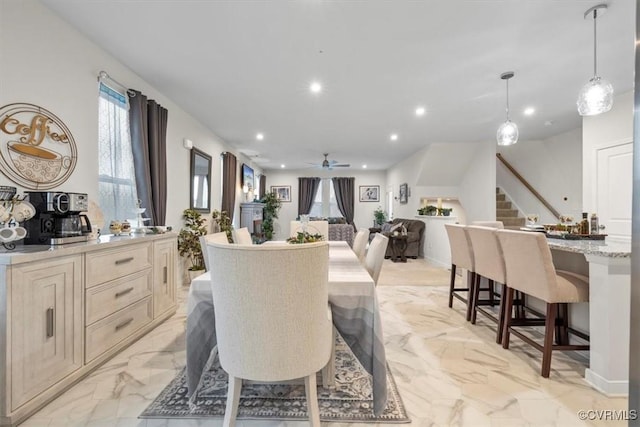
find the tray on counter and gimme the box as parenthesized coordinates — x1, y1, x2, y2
(546, 233, 606, 240)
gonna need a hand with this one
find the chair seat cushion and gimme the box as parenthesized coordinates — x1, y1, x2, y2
(553, 270, 589, 303)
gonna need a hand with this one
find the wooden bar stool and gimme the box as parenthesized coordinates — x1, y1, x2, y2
(465, 225, 507, 344)
(444, 224, 476, 321)
(496, 229, 590, 378)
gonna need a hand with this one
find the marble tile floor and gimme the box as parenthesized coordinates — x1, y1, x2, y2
(19, 260, 628, 427)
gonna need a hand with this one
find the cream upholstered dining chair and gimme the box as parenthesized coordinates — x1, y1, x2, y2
(465, 225, 507, 343)
(444, 223, 476, 321)
(496, 229, 590, 378)
(290, 220, 329, 241)
(207, 241, 332, 426)
(231, 227, 253, 245)
(471, 220, 504, 229)
(199, 232, 230, 272)
(352, 228, 370, 262)
(364, 233, 388, 285)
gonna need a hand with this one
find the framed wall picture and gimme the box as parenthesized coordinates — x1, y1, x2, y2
(271, 185, 291, 202)
(242, 164, 254, 192)
(359, 185, 380, 202)
(399, 183, 408, 204)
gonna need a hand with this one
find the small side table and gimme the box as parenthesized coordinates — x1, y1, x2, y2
(389, 234, 408, 263)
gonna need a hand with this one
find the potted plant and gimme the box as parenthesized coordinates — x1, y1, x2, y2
(177, 208, 207, 278)
(373, 207, 387, 227)
(438, 207, 453, 216)
(418, 205, 438, 216)
(260, 191, 282, 240)
(211, 209, 232, 242)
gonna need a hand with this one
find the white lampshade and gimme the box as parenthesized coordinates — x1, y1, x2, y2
(577, 76, 614, 116)
(496, 120, 519, 146)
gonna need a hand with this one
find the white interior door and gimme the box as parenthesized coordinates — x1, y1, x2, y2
(596, 141, 633, 241)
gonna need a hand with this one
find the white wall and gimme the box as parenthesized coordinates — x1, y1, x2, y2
(261, 168, 386, 241)
(496, 128, 583, 225)
(0, 0, 259, 232)
(386, 142, 495, 224)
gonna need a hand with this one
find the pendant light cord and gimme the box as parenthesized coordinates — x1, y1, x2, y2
(505, 78, 510, 121)
(593, 8, 598, 77)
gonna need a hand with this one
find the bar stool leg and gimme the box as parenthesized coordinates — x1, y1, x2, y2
(555, 304, 569, 345)
(496, 283, 507, 345)
(466, 271, 475, 322)
(471, 273, 482, 324)
(541, 303, 557, 378)
(448, 264, 457, 308)
(502, 286, 514, 349)
(489, 280, 495, 306)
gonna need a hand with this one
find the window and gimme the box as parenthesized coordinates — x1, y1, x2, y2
(309, 179, 342, 218)
(98, 83, 139, 226)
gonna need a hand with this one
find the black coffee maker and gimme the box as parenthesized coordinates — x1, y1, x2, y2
(24, 192, 92, 245)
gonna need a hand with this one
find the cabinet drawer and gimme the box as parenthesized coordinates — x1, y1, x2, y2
(85, 243, 152, 288)
(85, 297, 152, 363)
(85, 270, 152, 325)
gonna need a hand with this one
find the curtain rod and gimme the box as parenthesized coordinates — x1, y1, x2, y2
(97, 70, 136, 97)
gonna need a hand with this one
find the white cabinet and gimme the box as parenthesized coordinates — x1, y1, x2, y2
(0, 233, 177, 426)
(9, 255, 83, 411)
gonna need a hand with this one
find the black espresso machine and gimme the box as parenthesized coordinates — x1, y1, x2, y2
(24, 192, 92, 245)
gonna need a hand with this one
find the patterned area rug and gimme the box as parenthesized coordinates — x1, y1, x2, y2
(141, 336, 409, 423)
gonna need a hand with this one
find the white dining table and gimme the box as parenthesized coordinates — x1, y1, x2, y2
(185, 240, 389, 415)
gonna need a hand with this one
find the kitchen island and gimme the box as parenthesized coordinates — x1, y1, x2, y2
(547, 237, 631, 396)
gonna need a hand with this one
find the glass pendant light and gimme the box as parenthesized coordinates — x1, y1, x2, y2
(577, 4, 613, 116)
(497, 71, 518, 146)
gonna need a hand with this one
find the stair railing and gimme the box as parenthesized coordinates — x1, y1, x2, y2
(496, 153, 561, 220)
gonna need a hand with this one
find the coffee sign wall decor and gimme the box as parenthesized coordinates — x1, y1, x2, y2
(0, 103, 77, 189)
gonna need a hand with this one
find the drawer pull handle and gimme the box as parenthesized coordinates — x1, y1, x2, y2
(115, 318, 134, 331)
(46, 307, 54, 338)
(115, 287, 134, 298)
(115, 257, 134, 265)
(163, 266, 167, 284)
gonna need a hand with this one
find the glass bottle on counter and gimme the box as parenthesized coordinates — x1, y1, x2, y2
(580, 212, 589, 235)
(590, 213, 599, 234)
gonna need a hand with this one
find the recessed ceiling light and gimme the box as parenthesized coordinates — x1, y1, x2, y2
(415, 106, 426, 116)
(390, 134, 398, 141)
(523, 107, 535, 116)
(256, 133, 264, 140)
(309, 81, 322, 94)
(280, 164, 286, 168)
(362, 164, 367, 169)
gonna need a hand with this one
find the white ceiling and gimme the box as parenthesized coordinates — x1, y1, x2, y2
(41, 0, 635, 171)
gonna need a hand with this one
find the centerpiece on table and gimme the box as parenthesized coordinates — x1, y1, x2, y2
(286, 231, 324, 244)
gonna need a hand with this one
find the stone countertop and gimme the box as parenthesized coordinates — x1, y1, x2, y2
(547, 237, 631, 258)
(0, 232, 177, 265)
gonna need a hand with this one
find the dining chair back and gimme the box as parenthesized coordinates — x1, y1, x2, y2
(352, 228, 370, 262)
(471, 220, 504, 229)
(232, 227, 253, 245)
(364, 233, 388, 285)
(207, 241, 332, 426)
(199, 232, 229, 271)
(444, 223, 476, 321)
(465, 225, 507, 341)
(290, 220, 329, 241)
(496, 229, 589, 377)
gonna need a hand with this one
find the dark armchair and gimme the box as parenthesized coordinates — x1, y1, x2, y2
(371, 218, 425, 259)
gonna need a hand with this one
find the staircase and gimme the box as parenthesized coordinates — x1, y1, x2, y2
(496, 188, 525, 228)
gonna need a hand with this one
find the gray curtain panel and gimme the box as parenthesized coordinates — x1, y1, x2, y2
(332, 177, 355, 229)
(259, 174, 266, 200)
(298, 177, 321, 216)
(128, 90, 168, 225)
(221, 152, 237, 219)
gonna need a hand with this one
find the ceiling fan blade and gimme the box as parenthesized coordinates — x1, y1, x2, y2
(332, 164, 350, 167)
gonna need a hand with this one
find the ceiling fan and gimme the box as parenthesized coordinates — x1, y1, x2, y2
(308, 153, 350, 170)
